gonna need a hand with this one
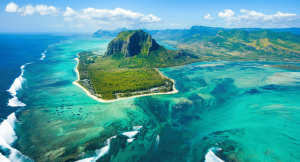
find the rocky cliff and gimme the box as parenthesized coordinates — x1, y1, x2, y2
(105, 30, 161, 57)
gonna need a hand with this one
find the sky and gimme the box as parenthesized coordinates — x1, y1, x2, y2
(1, 0, 300, 33)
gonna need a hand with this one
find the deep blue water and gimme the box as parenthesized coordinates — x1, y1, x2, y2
(0, 34, 69, 120)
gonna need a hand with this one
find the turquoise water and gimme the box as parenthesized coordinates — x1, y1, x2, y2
(158, 42, 177, 50)
(155, 62, 300, 161)
(2, 36, 300, 161)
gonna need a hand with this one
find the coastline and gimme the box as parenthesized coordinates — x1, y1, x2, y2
(72, 55, 179, 103)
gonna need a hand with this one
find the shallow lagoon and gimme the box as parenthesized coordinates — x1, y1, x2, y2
(10, 37, 300, 161)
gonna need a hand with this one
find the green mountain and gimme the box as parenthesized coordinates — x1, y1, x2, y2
(77, 30, 200, 100)
(105, 30, 160, 57)
(145, 26, 300, 62)
(209, 29, 300, 61)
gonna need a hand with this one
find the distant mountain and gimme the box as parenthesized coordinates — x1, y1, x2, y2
(211, 29, 300, 53)
(93, 26, 300, 40)
(93, 27, 130, 38)
(205, 29, 300, 62)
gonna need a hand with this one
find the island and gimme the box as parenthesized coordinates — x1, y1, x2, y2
(75, 28, 300, 101)
(74, 30, 201, 101)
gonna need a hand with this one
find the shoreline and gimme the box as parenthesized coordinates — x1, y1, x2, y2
(72, 54, 178, 103)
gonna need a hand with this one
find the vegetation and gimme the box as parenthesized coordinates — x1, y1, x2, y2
(82, 28, 300, 100)
(78, 30, 200, 100)
(152, 27, 300, 62)
(270, 64, 300, 71)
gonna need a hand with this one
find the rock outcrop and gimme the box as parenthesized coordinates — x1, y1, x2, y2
(105, 30, 161, 57)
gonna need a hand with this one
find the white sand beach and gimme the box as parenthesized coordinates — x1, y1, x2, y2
(72, 55, 178, 103)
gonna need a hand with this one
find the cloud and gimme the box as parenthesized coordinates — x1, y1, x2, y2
(218, 9, 235, 18)
(220, 9, 299, 27)
(63, 7, 162, 27)
(5, 2, 59, 16)
(5, 2, 18, 12)
(63, 7, 75, 17)
(204, 14, 213, 20)
(239, 9, 296, 21)
(19, 5, 35, 16)
(170, 23, 182, 26)
(35, 5, 59, 15)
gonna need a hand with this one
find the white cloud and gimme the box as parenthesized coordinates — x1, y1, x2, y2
(5, 2, 59, 16)
(239, 9, 296, 21)
(5, 2, 18, 12)
(63, 7, 75, 17)
(218, 9, 235, 18)
(63, 7, 162, 27)
(220, 9, 299, 27)
(35, 4, 59, 15)
(19, 5, 35, 16)
(170, 23, 182, 26)
(204, 14, 213, 20)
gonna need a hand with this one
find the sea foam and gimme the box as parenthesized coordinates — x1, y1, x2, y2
(7, 63, 31, 107)
(76, 126, 143, 161)
(154, 135, 159, 152)
(75, 136, 116, 162)
(205, 147, 224, 162)
(0, 153, 11, 162)
(39, 50, 47, 60)
(0, 113, 33, 162)
(132, 126, 143, 131)
(122, 131, 139, 138)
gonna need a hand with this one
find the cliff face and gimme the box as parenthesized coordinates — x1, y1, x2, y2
(105, 30, 160, 57)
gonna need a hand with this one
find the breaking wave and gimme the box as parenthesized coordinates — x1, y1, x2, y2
(76, 126, 143, 162)
(0, 113, 33, 162)
(75, 136, 116, 162)
(155, 135, 160, 151)
(7, 63, 31, 107)
(133, 126, 143, 131)
(39, 50, 47, 60)
(122, 131, 139, 138)
(205, 147, 224, 162)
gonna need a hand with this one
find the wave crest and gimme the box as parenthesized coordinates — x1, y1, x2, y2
(0, 113, 33, 162)
(205, 147, 224, 162)
(7, 63, 31, 107)
(39, 50, 47, 60)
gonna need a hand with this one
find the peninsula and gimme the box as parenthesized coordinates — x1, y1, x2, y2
(75, 30, 200, 100)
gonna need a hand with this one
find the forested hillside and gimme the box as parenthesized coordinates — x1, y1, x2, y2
(78, 30, 200, 100)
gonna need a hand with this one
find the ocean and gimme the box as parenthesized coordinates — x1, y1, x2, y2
(0, 34, 300, 162)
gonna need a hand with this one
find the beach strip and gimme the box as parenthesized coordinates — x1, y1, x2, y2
(72, 55, 178, 103)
